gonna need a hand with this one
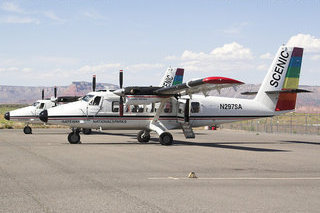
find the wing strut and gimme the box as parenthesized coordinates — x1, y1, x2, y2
(148, 99, 169, 136)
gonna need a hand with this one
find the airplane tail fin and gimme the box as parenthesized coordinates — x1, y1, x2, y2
(159, 67, 184, 87)
(255, 46, 305, 113)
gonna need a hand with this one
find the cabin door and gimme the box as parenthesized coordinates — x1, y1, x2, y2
(177, 99, 190, 123)
(87, 96, 103, 116)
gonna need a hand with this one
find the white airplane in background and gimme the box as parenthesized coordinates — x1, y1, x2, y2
(3, 76, 98, 134)
(39, 45, 309, 145)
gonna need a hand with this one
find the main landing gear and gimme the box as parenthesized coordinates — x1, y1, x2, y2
(23, 126, 32, 134)
(136, 130, 173, 146)
(137, 130, 151, 143)
(68, 128, 92, 144)
(68, 129, 81, 144)
(159, 132, 173, 146)
(82, 128, 92, 135)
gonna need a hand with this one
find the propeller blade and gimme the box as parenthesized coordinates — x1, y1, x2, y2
(119, 70, 123, 89)
(54, 86, 57, 98)
(92, 75, 96, 91)
(119, 96, 124, 117)
(42, 89, 44, 100)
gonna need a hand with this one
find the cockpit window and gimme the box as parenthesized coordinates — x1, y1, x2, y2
(38, 103, 45, 109)
(32, 102, 40, 107)
(91, 96, 102, 106)
(82, 95, 94, 102)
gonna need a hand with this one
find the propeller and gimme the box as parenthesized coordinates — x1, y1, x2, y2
(54, 86, 57, 98)
(119, 70, 124, 117)
(92, 75, 96, 92)
(41, 89, 44, 100)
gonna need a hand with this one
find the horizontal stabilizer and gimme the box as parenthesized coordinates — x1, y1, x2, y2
(265, 89, 311, 94)
(241, 91, 258, 95)
(242, 89, 311, 96)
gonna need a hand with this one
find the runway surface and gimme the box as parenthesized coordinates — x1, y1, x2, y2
(1, 128, 320, 212)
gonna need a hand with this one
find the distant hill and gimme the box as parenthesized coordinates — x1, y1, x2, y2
(0, 81, 118, 104)
(0, 82, 319, 113)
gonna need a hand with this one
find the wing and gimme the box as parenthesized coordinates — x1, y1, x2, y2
(154, 77, 244, 96)
(56, 96, 81, 103)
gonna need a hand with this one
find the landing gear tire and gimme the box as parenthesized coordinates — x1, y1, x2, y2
(68, 132, 81, 144)
(23, 126, 32, 134)
(137, 130, 150, 143)
(82, 128, 92, 135)
(159, 132, 173, 146)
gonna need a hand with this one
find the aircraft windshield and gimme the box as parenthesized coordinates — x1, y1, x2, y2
(82, 95, 94, 102)
(32, 102, 40, 107)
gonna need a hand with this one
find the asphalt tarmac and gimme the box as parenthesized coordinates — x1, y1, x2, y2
(1, 128, 320, 212)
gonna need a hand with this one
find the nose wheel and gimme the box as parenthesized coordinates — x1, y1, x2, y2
(68, 130, 81, 144)
(23, 126, 32, 134)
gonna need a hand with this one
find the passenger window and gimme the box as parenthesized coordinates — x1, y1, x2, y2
(112, 101, 119, 112)
(191, 102, 200, 113)
(131, 105, 138, 113)
(138, 107, 144, 113)
(164, 101, 172, 113)
(130, 105, 144, 113)
(178, 102, 184, 114)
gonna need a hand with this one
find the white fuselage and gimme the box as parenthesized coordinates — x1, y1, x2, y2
(9, 100, 56, 124)
(44, 91, 282, 130)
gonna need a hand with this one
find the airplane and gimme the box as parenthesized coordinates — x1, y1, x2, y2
(38, 45, 309, 145)
(3, 76, 99, 134)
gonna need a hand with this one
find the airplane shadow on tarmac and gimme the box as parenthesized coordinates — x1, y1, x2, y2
(281, 140, 320, 146)
(172, 140, 288, 152)
(80, 136, 288, 152)
(89, 131, 136, 138)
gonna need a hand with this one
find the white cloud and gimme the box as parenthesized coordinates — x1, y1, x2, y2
(126, 63, 164, 71)
(169, 42, 255, 75)
(1, 2, 23, 13)
(83, 10, 107, 20)
(260, 53, 273, 60)
(287, 34, 320, 53)
(223, 22, 248, 35)
(311, 55, 320, 61)
(0, 16, 40, 24)
(35, 56, 79, 65)
(78, 63, 122, 74)
(21, 68, 32, 73)
(164, 55, 179, 61)
(181, 42, 253, 62)
(43, 11, 65, 23)
(1, 3, 66, 25)
(0, 67, 21, 72)
(211, 42, 253, 60)
(257, 64, 268, 71)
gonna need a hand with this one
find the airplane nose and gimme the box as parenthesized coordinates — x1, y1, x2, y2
(4, 112, 10, 121)
(39, 110, 48, 123)
(113, 88, 125, 96)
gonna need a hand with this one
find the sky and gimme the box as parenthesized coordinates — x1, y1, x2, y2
(0, 0, 320, 87)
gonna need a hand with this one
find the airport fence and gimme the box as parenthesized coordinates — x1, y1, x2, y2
(220, 113, 320, 135)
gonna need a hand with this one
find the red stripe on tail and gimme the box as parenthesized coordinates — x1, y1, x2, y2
(275, 92, 297, 111)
